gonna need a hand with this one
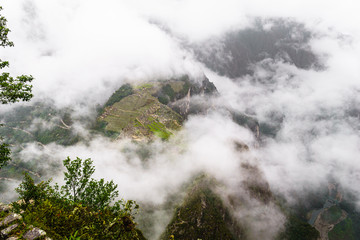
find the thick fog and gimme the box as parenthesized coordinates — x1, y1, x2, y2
(2, 0, 360, 239)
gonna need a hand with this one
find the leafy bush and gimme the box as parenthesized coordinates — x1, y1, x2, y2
(157, 84, 176, 105)
(61, 157, 119, 210)
(0, 141, 11, 169)
(15, 172, 53, 205)
(157, 95, 169, 105)
(105, 84, 133, 107)
(161, 84, 175, 101)
(20, 198, 142, 239)
(65, 231, 81, 240)
(14, 157, 144, 240)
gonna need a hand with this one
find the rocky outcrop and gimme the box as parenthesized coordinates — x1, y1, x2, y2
(0, 203, 51, 240)
(22, 228, 47, 240)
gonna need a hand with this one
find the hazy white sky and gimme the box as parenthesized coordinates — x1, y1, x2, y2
(2, 0, 360, 107)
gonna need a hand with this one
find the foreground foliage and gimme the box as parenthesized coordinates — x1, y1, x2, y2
(13, 157, 145, 240)
(0, 141, 10, 169)
(1, 5, 33, 170)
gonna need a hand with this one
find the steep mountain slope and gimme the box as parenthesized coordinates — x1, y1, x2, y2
(192, 18, 322, 79)
(160, 176, 245, 240)
(95, 75, 217, 141)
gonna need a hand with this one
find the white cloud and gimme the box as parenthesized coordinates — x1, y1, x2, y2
(2, 0, 360, 237)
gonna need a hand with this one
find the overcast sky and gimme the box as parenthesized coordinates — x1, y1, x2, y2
(2, 0, 359, 107)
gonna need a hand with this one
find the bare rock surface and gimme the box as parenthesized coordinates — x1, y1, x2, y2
(23, 227, 46, 240)
(0, 214, 21, 227)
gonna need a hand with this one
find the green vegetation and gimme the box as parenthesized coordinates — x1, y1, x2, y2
(105, 84, 134, 107)
(157, 95, 169, 105)
(65, 231, 81, 240)
(0, 6, 33, 105)
(34, 127, 80, 146)
(178, 76, 190, 97)
(61, 157, 119, 210)
(146, 119, 172, 140)
(0, 212, 33, 239)
(135, 83, 154, 90)
(0, 104, 80, 146)
(98, 82, 182, 140)
(13, 157, 144, 239)
(161, 176, 243, 240)
(0, 141, 10, 169)
(277, 215, 319, 240)
(157, 84, 175, 105)
(102, 94, 149, 132)
(321, 206, 342, 224)
(155, 79, 190, 105)
(0, 104, 80, 181)
(96, 76, 218, 140)
(1, 6, 33, 170)
(339, 199, 360, 239)
(329, 218, 355, 240)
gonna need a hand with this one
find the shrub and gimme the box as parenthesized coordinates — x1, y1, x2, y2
(14, 157, 143, 239)
(105, 84, 133, 107)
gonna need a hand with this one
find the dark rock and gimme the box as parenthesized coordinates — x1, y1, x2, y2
(189, 75, 218, 96)
(201, 78, 218, 95)
(234, 141, 250, 152)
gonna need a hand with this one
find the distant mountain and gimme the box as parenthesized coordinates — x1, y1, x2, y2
(192, 18, 322, 79)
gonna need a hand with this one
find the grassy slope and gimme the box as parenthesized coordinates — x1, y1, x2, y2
(98, 81, 183, 140)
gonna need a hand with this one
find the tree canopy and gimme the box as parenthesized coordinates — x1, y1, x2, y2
(14, 157, 142, 239)
(0, 6, 33, 169)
